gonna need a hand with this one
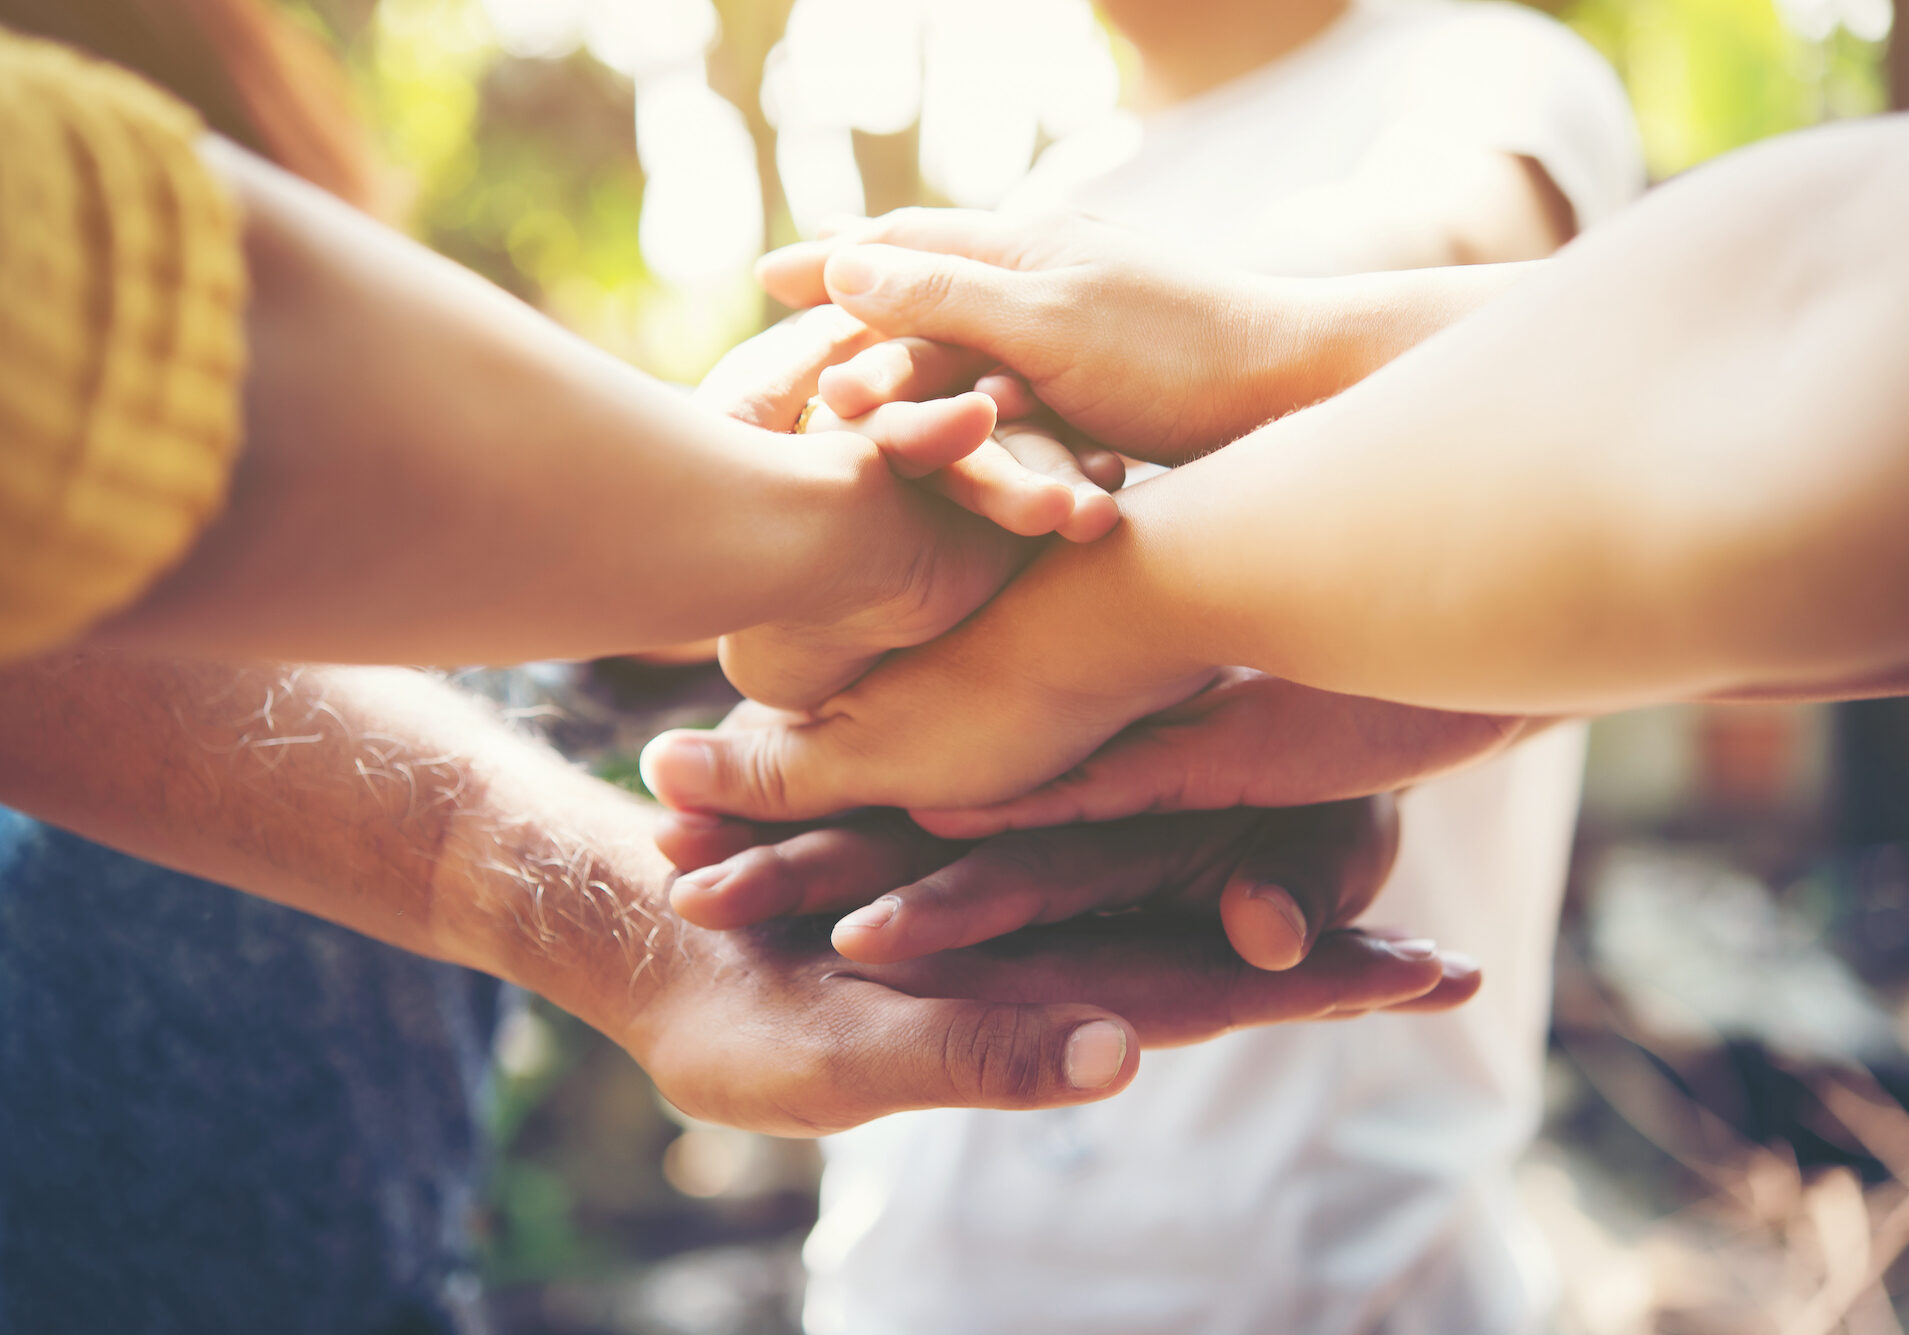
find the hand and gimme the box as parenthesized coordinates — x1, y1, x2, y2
(908, 670, 1539, 839)
(637, 519, 1221, 823)
(623, 303, 991, 668)
(805, 392, 1123, 544)
(630, 803, 1480, 1135)
(758, 209, 1323, 464)
(703, 302, 1119, 541)
(635, 463, 1538, 823)
(657, 799, 1476, 984)
(683, 305, 1033, 708)
(789, 324, 1126, 541)
(628, 905, 1476, 1135)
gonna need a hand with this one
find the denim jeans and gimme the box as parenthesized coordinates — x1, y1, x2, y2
(0, 808, 502, 1335)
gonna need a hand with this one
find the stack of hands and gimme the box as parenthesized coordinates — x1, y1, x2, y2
(12, 123, 1908, 1143)
(627, 209, 1499, 1125)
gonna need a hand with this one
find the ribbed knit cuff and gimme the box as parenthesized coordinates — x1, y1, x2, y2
(0, 29, 247, 659)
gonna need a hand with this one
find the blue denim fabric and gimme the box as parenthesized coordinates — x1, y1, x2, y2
(0, 808, 502, 1335)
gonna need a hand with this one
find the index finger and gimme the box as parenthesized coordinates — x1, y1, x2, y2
(830, 811, 1255, 963)
(873, 920, 1477, 1047)
(693, 304, 880, 427)
(669, 817, 959, 930)
(757, 208, 1039, 308)
(818, 338, 996, 419)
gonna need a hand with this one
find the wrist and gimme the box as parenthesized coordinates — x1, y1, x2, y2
(650, 412, 894, 637)
(431, 757, 679, 1050)
(772, 426, 922, 626)
(1221, 273, 1358, 424)
(970, 497, 1224, 709)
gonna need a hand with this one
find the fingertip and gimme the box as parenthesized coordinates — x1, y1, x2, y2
(755, 242, 831, 308)
(668, 866, 730, 928)
(873, 395, 1000, 478)
(1056, 484, 1121, 543)
(1221, 879, 1310, 972)
(1436, 950, 1483, 999)
(951, 390, 999, 433)
(653, 809, 758, 872)
(994, 477, 1075, 537)
(816, 362, 879, 419)
(975, 372, 1039, 421)
(638, 730, 718, 813)
(823, 245, 884, 304)
(829, 895, 903, 961)
(669, 844, 810, 929)
(823, 338, 914, 416)
(920, 393, 998, 458)
(1387, 952, 1485, 1012)
(1077, 449, 1127, 493)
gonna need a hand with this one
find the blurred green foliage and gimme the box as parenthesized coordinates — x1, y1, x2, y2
(1558, 0, 1888, 175)
(294, 0, 1891, 387)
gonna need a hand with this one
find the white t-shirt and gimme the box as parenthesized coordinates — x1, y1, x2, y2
(804, 6, 1642, 1334)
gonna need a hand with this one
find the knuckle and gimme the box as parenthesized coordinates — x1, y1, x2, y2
(943, 1004, 1048, 1107)
(899, 260, 958, 320)
(973, 834, 1060, 887)
(1010, 278, 1080, 374)
(719, 733, 792, 816)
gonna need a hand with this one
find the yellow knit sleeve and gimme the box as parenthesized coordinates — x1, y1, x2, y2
(0, 29, 246, 660)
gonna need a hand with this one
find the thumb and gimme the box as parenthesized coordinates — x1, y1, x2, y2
(1218, 799, 1401, 972)
(823, 245, 1071, 383)
(639, 721, 863, 822)
(840, 991, 1138, 1116)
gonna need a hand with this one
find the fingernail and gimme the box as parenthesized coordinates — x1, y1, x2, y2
(639, 733, 716, 810)
(1381, 937, 1440, 961)
(1438, 950, 1481, 979)
(837, 895, 900, 933)
(1248, 883, 1309, 945)
(826, 249, 880, 297)
(663, 810, 727, 833)
(1063, 1021, 1128, 1090)
(671, 866, 725, 894)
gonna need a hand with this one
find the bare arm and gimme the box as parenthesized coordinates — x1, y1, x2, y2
(83, 144, 991, 667)
(0, 653, 1472, 1131)
(1104, 116, 1909, 714)
(639, 116, 1909, 820)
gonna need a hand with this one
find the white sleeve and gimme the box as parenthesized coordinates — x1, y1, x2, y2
(1386, 2, 1647, 229)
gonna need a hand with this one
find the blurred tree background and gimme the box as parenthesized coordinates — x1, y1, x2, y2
(272, 3, 1908, 1332)
(285, 0, 1896, 384)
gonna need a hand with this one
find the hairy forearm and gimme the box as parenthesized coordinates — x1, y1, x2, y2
(1015, 118, 1909, 715)
(90, 142, 879, 666)
(0, 655, 672, 1039)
